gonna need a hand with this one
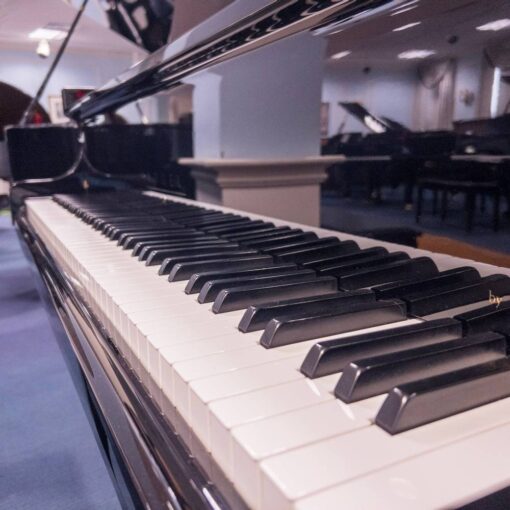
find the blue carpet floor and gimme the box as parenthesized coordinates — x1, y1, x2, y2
(322, 189, 510, 254)
(0, 215, 121, 510)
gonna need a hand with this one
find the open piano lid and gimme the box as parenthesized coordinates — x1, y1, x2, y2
(339, 101, 410, 133)
(67, 0, 399, 121)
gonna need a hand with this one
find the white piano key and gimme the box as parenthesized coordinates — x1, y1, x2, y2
(260, 395, 510, 510)
(231, 399, 372, 509)
(295, 397, 510, 510)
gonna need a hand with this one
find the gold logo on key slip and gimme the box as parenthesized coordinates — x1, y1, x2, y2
(489, 290, 502, 308)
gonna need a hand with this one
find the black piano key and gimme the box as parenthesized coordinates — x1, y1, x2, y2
(317, 252, 409, 277)
(203, 220, 269, 235)
(197, 270, 317, 303)
(179, 213, 240, 228)
(123, 231, 205, 250)
(301, 246, 388, 270)
(338, 257, 439, 290)
(117, 227, 189, 246)
(300, 318, 462, 379)
(138, 240, 233, 261)
(375, 355, 510, 435)
(277, 240, 360, 264)
(158, 250, 260, 275)
(455, 301, 510, 335)
(335, 332, 506, 403)
(372, 266, 481, 300)
(168, 255, 275, 281)
(260, 300, 406, 348)
(267, 237, 341, 257)
(201, 219, 254, 233)
(145, 244, 241, 266)
(184, 263, 298, 294)
(212, 277, 338, 314)
(239, 289, 375, 333)
(130, 234, 218, 254)
(243, 232, 317, 250)
(404, 275, 510, 316)
(223, 226, 292, 241)
(109, 224, 180, 240)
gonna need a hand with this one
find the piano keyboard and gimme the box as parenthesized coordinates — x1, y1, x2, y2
(26, 190, 510, 510)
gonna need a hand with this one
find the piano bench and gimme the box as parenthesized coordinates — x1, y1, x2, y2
(415, 178, 501, 232)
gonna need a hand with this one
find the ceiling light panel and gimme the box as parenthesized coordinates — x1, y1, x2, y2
(28, 28, 67, 40)
(331, 50, 352, 60)
(398, 49, 435, 59)
(393, 21, 421, 31)
(476, 19, 510, 32)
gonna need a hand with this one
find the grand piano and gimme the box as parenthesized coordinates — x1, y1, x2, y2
(8, 1, 510, 509)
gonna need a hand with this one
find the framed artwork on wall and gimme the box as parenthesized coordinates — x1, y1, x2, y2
(48, 95, 67, 124)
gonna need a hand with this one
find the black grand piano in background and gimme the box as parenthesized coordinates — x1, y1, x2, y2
(322, 102, 510, 209)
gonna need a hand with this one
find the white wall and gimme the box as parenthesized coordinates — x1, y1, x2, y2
(0, 47, 155, 123)
(322, 64, 417, 136)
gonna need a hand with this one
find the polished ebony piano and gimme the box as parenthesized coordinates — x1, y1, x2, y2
(9, 1, 510, 509)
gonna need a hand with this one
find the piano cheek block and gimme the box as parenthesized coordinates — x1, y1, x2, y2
(376, 356, 510, 435)
(260, 300, 407, 348)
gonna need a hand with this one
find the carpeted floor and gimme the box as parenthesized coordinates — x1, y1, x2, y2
(321, 189, 510, 256)
(0, 215, 121, 510)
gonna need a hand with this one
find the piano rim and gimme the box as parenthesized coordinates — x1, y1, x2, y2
(15, 207, 238, 510)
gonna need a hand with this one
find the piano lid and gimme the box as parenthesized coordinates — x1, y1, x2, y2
(339, 102, 409, 134)
(67, 0, 399, 121)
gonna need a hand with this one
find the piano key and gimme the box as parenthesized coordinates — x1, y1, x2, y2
(335, 332, 506, 403)
(243, 232, 317, 250)
(200, 218, 255, 233)
(372, 266, 481, 300)
(184, 263, 298, 294)
(212, 277, 338, 313)
(376, 356, 510, 434)
(267, 237, 340, 256)
(123, 231, 210, 250)
(159, 252, 262, 276)
(238, 290, 375, 333)
(301, 318, 462, 378)
(179, 213, 240, 228)
(117, 227, 186, 246)
(261, 237, 338, 256)
(231, 400, 371, 509)
(223, 226, 292, 242)
(261, 300, 407, 348)
(455, 301, 510, 334)
(138, 239, 233, 261)
(294, 399, 510, 510)
(197, 270, 318, 303)
(404, 274, 510, 316)
(317, 251, 409, 277)
(145, 244, 243, 266)
(168, 254, 276, 281)
(275, 240, 359, 264)
(338, 257, 439, 291)
(203, 220, 269, 235)
(300, 246, 387, 269)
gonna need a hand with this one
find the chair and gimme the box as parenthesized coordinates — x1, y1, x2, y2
(415, 177, 501, 232)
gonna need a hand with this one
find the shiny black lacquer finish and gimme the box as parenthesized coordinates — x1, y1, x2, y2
(68, 0, 394, 120)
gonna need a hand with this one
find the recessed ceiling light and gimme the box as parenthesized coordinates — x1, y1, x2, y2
(393, 21, 421, 31)
(476, 19, 510, 32)
(29, 28, 67, 40)
(398, 49, 435, 59)
(331, 50, 352, 60)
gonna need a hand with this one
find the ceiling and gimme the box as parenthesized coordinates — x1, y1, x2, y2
(326, 0, 510, 69)
(0, 0, 143, 55)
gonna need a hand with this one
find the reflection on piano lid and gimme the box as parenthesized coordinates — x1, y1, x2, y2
(22, 189, 510, 510)
(339, 102, 409, 133)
